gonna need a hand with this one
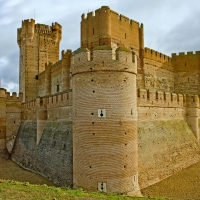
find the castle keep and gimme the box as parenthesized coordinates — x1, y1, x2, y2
(1, 6, 200, 195)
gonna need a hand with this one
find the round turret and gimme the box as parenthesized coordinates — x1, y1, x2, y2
(72, 47, 140, 194)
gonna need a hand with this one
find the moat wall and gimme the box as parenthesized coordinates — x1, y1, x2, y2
(138, 119, 200, 189)
(12, 120, 73, 187)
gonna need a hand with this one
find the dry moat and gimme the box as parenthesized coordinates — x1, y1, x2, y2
(0, 151, 200, 200)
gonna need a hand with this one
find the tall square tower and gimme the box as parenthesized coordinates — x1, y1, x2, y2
(17, 19, 62, 102)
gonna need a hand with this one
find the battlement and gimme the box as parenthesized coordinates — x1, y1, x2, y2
(35, 24, 51, 30)
(81, 6, 110, 20)
(172, 51, 200, 58)
(52, 22, 62, 30)
(144, 47, 172, 63)
(137, 89, 184, 108)
(71, 46, 137, 75)
(6, 92, 23, 101)
(18, 20, 62, 46)
(22, 90, 72, 111)
(22, 19, 35, 26)
(138, 89, 200, 108)
(62, 49, 72, 57)
(81, 6, 139, 26)
(0, 88, 7, 97)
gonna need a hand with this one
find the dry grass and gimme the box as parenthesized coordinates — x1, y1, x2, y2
(2, 151, 200, 199)
(0, 152, 167, 200)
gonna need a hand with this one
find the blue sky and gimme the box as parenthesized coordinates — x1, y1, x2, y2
(0, 0, 200, 92)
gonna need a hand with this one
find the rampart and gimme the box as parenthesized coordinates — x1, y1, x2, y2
(12, 90, 73, 186)
(144, 48, 173, 67)
(137, 89, 200, 188)
(172, 51, 200, 95)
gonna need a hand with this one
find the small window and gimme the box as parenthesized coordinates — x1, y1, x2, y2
(125, 33, 126, 39)
(57, 85, 59, 92)
(35, 75, 38, 80)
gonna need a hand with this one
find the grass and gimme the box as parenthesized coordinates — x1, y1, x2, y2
(0, 179, 168, 200)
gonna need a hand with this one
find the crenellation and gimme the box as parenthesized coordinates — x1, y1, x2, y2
(21, 90, 72, 112)
(137, 89, 184, 108)
(144, 47, 172, 64)
(72, 47, 137, 77)
(172, 51, 200, 57)
(0, 88, 6, 97)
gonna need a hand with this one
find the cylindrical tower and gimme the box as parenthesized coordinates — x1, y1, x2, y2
(72, 46, 140, 194)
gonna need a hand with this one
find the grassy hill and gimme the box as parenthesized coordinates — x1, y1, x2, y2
(0, 179, 167, 200)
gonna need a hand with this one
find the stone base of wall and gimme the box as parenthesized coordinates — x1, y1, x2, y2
(11, 120, 73, 187)
(138, 119, 200, 189)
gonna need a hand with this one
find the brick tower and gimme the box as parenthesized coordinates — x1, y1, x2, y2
(72, 47, 139, 194)
(17, 19, 62, 102)
(81, 6, 144, 60)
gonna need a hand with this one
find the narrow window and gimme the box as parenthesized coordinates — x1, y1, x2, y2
(125, 33, 126, 39)
(93, 28, 94, 35)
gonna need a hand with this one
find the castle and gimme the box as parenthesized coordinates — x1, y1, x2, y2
(0, 6, 200, 195)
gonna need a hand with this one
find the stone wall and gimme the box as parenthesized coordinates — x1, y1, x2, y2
(12, 120, 73, 186)
(138, 119, 200, 189)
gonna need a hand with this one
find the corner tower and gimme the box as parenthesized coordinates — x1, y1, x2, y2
(72, 46, 140, 194)
(17, 19, 62, 102)
(81, 6, 144, 59)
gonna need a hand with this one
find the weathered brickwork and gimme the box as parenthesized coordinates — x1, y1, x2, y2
(12, 121, 73, 186)
(72, 48, 139, 193)
(0, 5, 198, 196)
(138, 120, 200, 189)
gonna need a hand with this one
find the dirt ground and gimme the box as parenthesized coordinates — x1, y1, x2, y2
(141, 161, 200, 200)
(1, 151, 200, 199)
(0, 151, 54, 186)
